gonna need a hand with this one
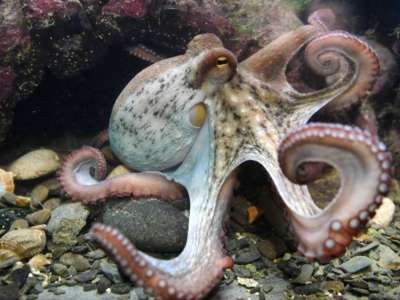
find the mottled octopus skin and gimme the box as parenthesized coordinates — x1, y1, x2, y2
(58, 22, 391, 299)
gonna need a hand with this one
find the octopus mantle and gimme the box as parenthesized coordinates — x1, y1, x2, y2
(58, 21, 392, 300)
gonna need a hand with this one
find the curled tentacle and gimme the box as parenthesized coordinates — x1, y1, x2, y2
(89, 173, 237, 300)
(278, 123, 391, 262)
(301, 31, 380, 112)
(307, 8, 336, 32)
(91, 130, 109, 148)
(58, 146, 185, 204)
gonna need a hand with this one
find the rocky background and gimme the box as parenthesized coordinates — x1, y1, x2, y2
(1, 0, 400, 299)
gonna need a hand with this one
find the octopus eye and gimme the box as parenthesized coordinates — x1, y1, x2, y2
(189, 102, 207, 127)
(216, 56, 229, 68)
(194, 49, 237, 87)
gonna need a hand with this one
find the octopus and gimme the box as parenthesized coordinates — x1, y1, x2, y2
(58, 18, 392, 300)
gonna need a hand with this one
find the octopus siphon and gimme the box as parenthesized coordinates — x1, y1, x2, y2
(58, 17, 392, 300)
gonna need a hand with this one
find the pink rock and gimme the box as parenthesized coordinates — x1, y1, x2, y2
(26, 0, 66, 18)
(0, 26, 25, 57)
(102, 0, 147, 18)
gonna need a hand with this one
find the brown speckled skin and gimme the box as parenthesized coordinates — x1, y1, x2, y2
(59, 24, 392, 300)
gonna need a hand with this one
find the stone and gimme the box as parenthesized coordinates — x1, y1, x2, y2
(74, 270, 98, 283)
(257, 236, 287, 260)
(43, 198, 62, 211)
(99, 258, 122, 283)
(25, 209, 51, 226)
(52, 263, 69, 277)
(234, 245, 261, 264)
(339, 256, 374, 273)
(47, 202, 89, 246)
(59, 252, 91, 272)
(101, 198, 188, 253)
(111, 283, 131, 295)
(7, 149, 60, 180)
(371, 197, 396, 228)
(0, 283, 20, 300)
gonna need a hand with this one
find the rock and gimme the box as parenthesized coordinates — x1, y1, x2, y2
(291, 264, 314, 284)
(234, 245, 261, 264)
(106, 165, 129, 179)
(47, 202, 89, 246)
(96, 275, 112, 294)
(40, 178, 61, 196)
(28, 254, 51, 271)
(7, 149, 60, 180)
(86, 249, 106, 260)
(59, 252, 91, 272)
(99, 259, 122, 283)
(52, 263, 69, 277)
(101, 198, 188, 253)
(30, 185, 49, 205)
(37, 285, 130, 300)
(0, 168, 14, 197)
(371, 197, 396, 228)
(0, 283, 20, 300)
(237, 277, 259, 288)
(9, 219, 29, 231)
(339, 256, 374, 273)
(0, 226, 46, 262)
(257, 236, 287, 260)
(0, 208, 31, 232)
(376, 244, 400, 270)
(25, 209, 51, 226)
(74, 270, 98, 283)
(43, 198, 62, 211)
(111, 283, 131, 295)
(211, 281, 259, 300)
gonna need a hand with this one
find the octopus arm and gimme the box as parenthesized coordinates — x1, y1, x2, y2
(278, 123, 391, 262)
(58, 146, 185, 204)
(89, 174, 235, 300)
(240, 25, 320, 86)
(290, 31, 380, 113)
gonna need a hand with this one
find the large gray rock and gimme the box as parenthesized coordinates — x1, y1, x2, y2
(100, 198, 188, 253)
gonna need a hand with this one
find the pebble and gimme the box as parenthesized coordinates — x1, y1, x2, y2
(0, 283, 20, 300)
(101, 198, 188, 252)
(9, 219, 29, 231)
(234, 245, 261, 264)
(26, 209, 51, 226)
(59, 252, 91, 272)
(30, 185, 49, 205)
(233, 265, 252, 277)
(376, 244, 400, 270)
(96, 275, 112, 294)
(28, 254, 51, 271)
(52, 263, 69, 277)
(99, 259, 122, 283)
(47, 202, 89, 246)
(8, 149, 60, 180)
(43, 198, 62, 211)
(106, 165, 130, 179)
(291, 264, 314, 284)
(74, 270, 98, 283)
(339, 256, 374, 273)
(371, 197, 396, 228)
(257, 237, 287, 260)
(111, 283, 131, 294)
(86, 249, 106, 260)
(40, 178, 61, 196)
(0, 227, 46, 261)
